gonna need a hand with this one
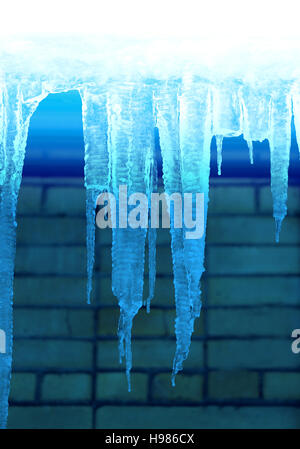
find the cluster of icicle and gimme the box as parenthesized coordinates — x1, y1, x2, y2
(0, 73, 299, 427)
(83, 77, 296, 392)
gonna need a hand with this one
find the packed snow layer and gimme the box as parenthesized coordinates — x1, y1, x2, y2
(2, 35, 300, 82)
(0, 34, 300, 427)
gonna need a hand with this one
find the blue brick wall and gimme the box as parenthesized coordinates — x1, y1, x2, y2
(7, 177, 300, 429)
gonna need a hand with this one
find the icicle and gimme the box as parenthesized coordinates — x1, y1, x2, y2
(212, 82, 242, 174)
(146, 226, 156, 313)
(81, 86, 110, 304)
(269, 87, 292, 243)
(176, 75, 212, 383)
(155, 76, 212, 384)
(248, 140, 254, 164)
(0, 80, 45, 428)
(242, 85, 272, 145)
(154, 80, 187, 385)
(216, 135, 223, 175)
(239, 94, 254, 164)
(242, 83, 290, 241)
(85, 189, 98, 304)
(146, 152, 157, 313)
(292, 85, 300, 159)
(107, 82, 155, 388)
(0, 87, 5, 186)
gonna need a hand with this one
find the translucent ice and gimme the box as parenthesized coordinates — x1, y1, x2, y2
(108, 82, 155, 388)
(0, 79, 47, 427)
(269, 87, 292, 242)
(81, 86, 110, 303)
(0, 34, 299, 423)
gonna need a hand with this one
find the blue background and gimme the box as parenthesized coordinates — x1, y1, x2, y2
(23, 90, 300, 180)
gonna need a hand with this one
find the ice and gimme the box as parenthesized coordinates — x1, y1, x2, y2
(108, 82, 155, 388)
(292, 86, 300, 158)
(0, 34, 299, 420)
(216, 135, 223, 175)
(212, 82, 242, 174)
(154, 80, 188, 383)
(177, 76, 211, 382)
(242, 84, 272, 169)
(0, 80, 46, 427)
(146, 154, 157, 313)
(269, 87, 292, 242)
(242, 84, 292, 240)
(154, 77, 211, 383)
(81, 86, 110, 303)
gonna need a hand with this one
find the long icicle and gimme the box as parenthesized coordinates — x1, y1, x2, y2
(175, 75, 212, 383)
(108, 82, 155, 389)
(81, 86, 110, 304)
(242, 84, 272, 162)
(215, 135, 223, 175)
(154, 80, 187, 385)
(212, 82, 242, 175)
(292, 84, 300, 159)
(269, 86, 292, 242)
(146, 144, 157, 313)
(0, 79, 45, 428)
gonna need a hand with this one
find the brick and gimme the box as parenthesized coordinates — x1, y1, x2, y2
(17, 217, 86, 245)
(207, 307, 300, 337)
(14, 309, 94, 337)
(287, 187, 300, 215)
(97, 308, 166, 337)
(145, 277, 175, 307)
(9, 373, 36, 401)
(13, 340, 92, 369)
(260, 186, 300, 215)
(208, 371, 259, 399)
(96, 227, 112, 245)
(94, 247, 111, 273)
(66, 310, 94, 337)
(14, 309, 66, 337)
(44, 186, 86, 215)
(94, 277, 115, 305)
(97, 340, 203, 369)
(42, 374, 92, 401)
(207, 216, 300, 244)
(15, 246, 86, 275)
(17, 186, 43, 214)
(208, 276, 300, 306)
(145, 246, 173, 276)
(208, 339, 300, 369)
(208, 246, 300, 275)
(96, 373, 148, 401)
(96, 405, 300, 429)
(152, 373, 203, 402)
(155, 247, 173, 275)
(209, 186, 256, 214)
(14, 276, 87, 305)
(264, 372, 300, 400)
(8, 406, 92, 429)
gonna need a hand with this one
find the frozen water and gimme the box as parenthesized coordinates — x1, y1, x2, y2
(0, 79, 47, 427)
(0, 34, 299, 425)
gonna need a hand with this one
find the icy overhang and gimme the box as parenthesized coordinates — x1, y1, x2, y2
(1, 26, 300, 428)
